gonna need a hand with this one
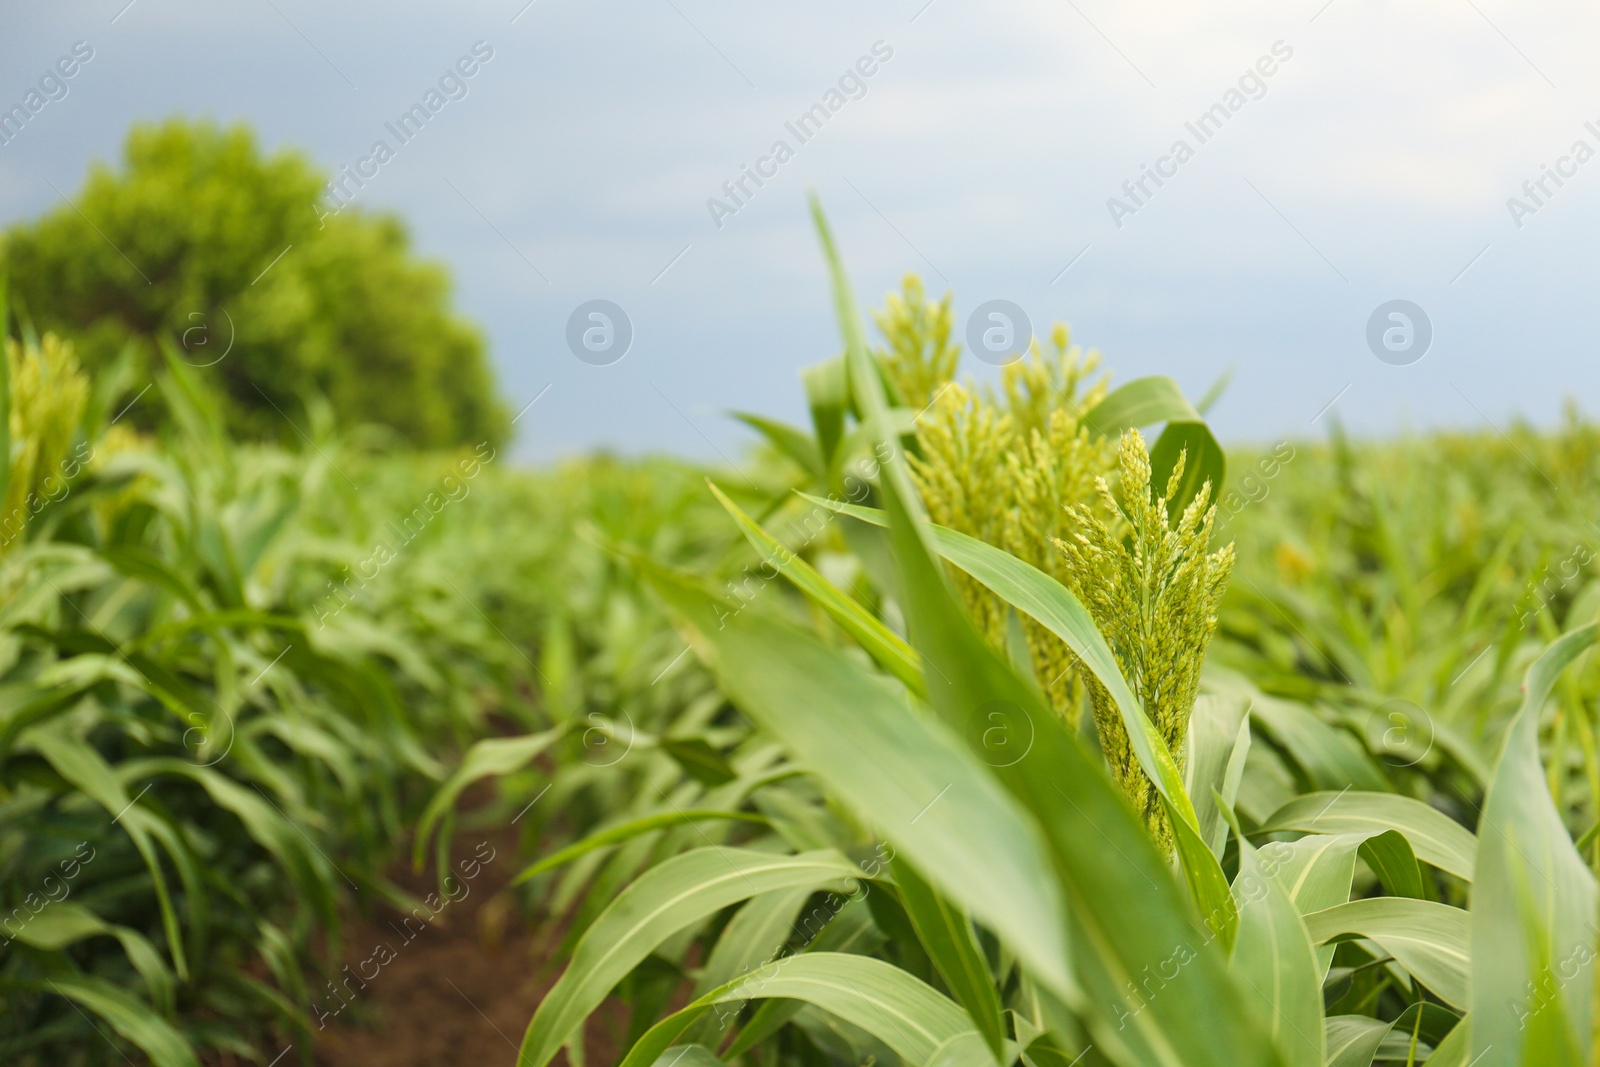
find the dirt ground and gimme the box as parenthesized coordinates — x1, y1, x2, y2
(306, 826, 623, 1067)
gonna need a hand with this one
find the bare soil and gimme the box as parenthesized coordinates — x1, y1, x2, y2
(307, 826, 623, 1067)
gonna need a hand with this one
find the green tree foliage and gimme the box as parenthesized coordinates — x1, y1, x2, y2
(1, 117, 507, 448)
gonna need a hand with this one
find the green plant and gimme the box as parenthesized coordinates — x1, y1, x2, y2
(1, 118, 507, 448)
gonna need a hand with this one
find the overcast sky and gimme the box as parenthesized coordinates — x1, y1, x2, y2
(2, 0, 1598, 462)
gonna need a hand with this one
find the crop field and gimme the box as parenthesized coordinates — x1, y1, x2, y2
(5, 195, 1600, 1067)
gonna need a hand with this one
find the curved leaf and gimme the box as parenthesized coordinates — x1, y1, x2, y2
(708, 479, 923, 695)
(1304, 898, 1470, 1009)
(893, 856, 1006, 1059)
(413, 727, 564, 868)
(1258, 791, 1476, 883)
(516, 846, 863, 1067)
(621, 953, 990, 1067)
(1470, 623, 1599, 1066)
(1079, 377, 1201, 438)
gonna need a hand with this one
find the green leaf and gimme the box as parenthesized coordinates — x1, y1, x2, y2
(1303, 898, 1470, 1009)
(723, 894, 885, 1058)
(23, 728, 187, 978)
(679, 886, 813, 1046)
(10, 902, 176, 1015)
(648, 575, 1073, 1000)
(413, 728, 564, 868)
(801, 354, 847, 472)
(620, 953, 993, 1067)
(1227, 820, 1324, 1067)
(126, 759, 338, 935)
(1470, 622, 1599, 1066)
(893, 856, 1006, 1059)
(30, 975, 199, 1067)
(1149, 421, 1225, 525)
(1079, 376, 1201, 438)
(646, 1047, 724, 1067)
(709, 480, 923, 695)
(730, 412, 823, 479)
(660, 737, 738, 786)
(1187, 694, 1251, 858)
(1322, 1015, 1389, 1067)
(1257, 791, 1476, 883)
(516, 846, 864, 1067)
(1357, 830, 1424, 900)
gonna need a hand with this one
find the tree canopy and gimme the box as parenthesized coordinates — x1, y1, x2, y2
(2, 118, 507, 448)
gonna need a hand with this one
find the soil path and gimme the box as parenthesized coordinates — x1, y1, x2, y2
(309, 826, 621, 1067)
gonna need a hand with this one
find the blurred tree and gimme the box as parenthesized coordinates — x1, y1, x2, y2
(1, 118, 508, 448)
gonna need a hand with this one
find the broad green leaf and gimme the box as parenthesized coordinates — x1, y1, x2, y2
(10, 902, 175, 1014)
(682, 885, 813, 1045)
(1258, 792, 1476, 883)
(1187, 693, 1251, 858)
(1228, 822, 1324, 1067)
(708, 480, 923, 695)
(516, 847, 863, 1067)
(1149, 421, 1226, 525)
(620, 953, 992, 1067)
(1323, 1015, 1388, 1067)
(1470, 622, 1599, 1067)
(648, 571, 1073, 999)
(1254, 833, 1365, 978)
(30, 975, 198, 1067)
(1303, 898, 1470, 1009)
(893, 856, 1006, 1059)
(723, 894, 886, 1058)
(23, 728, 187, 977)
(1357, 830, 1424, 900)
(647, 1046, 722, 1067)
(1079, 377, 1201, 438)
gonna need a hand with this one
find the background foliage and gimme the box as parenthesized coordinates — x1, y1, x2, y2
(1, 118, 507, 448)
